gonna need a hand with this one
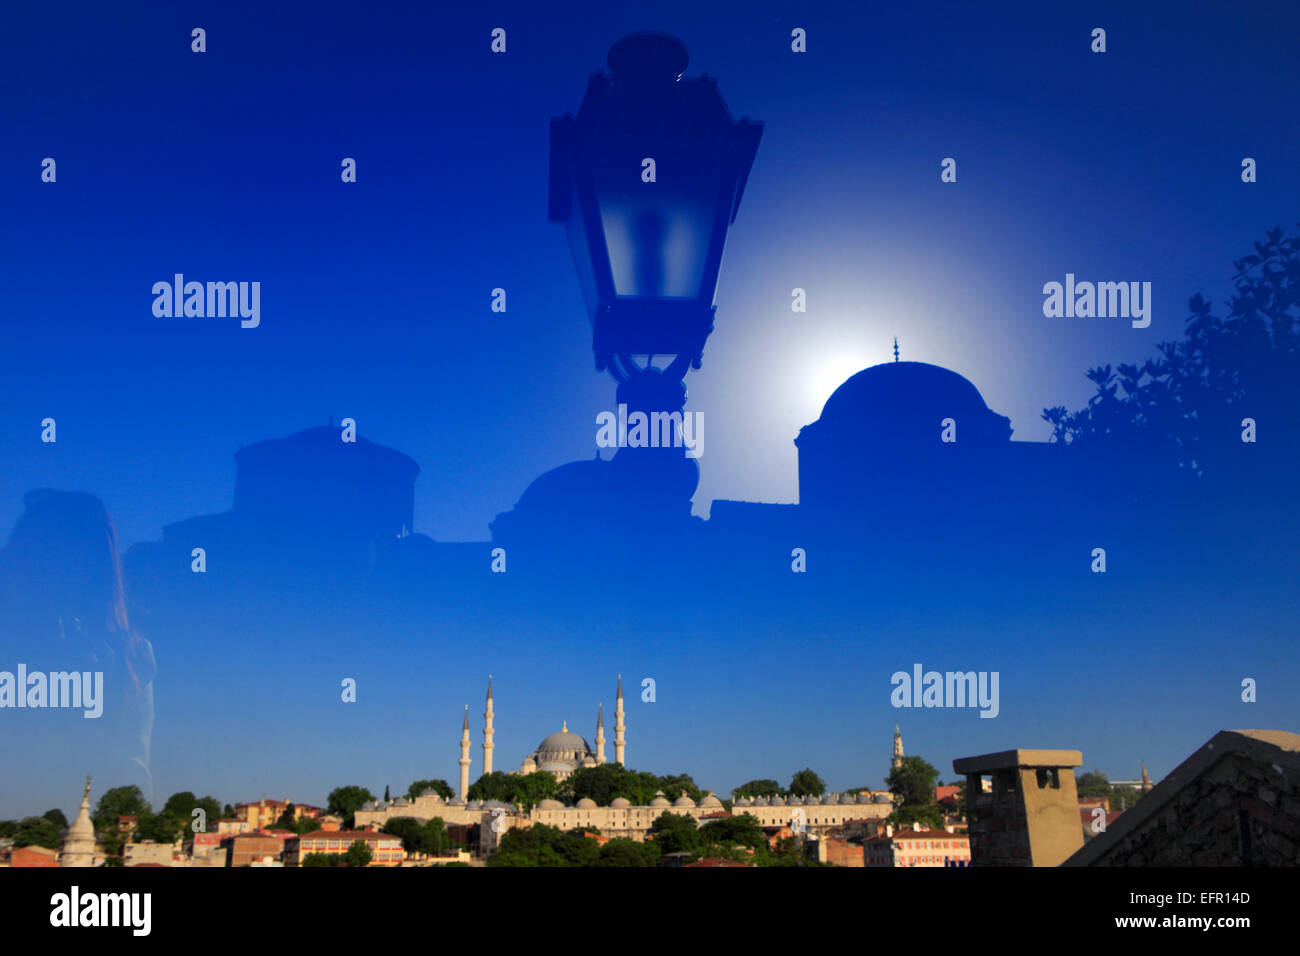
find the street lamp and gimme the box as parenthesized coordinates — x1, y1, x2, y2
(549, 31, 762, 417)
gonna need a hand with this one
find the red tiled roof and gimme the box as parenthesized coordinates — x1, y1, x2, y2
(684, 856, 752, 867)
(1079, 808, 1123, 828)
(866, 827, 968, 844)
(10, 846, 60, 867)
(294, 830, 400, 841)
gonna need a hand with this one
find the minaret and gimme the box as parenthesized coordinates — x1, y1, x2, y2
(595, 703, 606, 764)
(1140, 761, 1152, 793)
(892, 723, 904, 770)
(458, 705, 472, 802)
(60, 775, 96, 868)
(614, 676, 626, 765)
(483, 676, 495, 775)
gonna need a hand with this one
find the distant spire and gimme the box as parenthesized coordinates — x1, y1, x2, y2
(617, 674, 623, 700)
(597, 702, 604, 728)
(61, 776, 97, 867)
(562, 720, 568, 733)
(893, 337, 900, 362)
(462, 704, 469, 732)
(486, 674, 493, 701)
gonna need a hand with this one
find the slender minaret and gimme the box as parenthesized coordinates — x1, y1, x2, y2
(60, 775, 96, 868)
(892, 722, 904, 770)
(483, 676, 495, 775)
(595, 702, 606, 764)
(458, 705, 472, 802)
(1140, 761, 1152, 793)
(614, 675, 626, 765)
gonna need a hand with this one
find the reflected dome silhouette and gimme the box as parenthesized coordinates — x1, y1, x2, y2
(813, 361, 1012, 446)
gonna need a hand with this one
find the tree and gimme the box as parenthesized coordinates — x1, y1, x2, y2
(1076, 771, 1113, 799)
(161, 792, 222, 824)
(648, 811, 700, 855)
(384, 785, 390, 802)
(488, 823, 567, 867)
(554, 829, 601, 867)
(468, 771, 516, 804)
(130, 792, 225, 845)
(509, 771, 560, 811)
(326, 786, 375, 830)
(469, 771, 555, 811)
(887, 756, 940, 808)
(700, 812, 765, 849)
(596, 838, 660, 867)
(1043, 225, 1300, 483)
(406, 779, 454, 801)
(0, 821, 17, 838)
(92, 785, 150, 832)
(13, 816, 63, 850)
(1112, 788, 1145, 813)
(656, 773, 703, 803)
(788, 768, 826, 797)
(423, 817, 451, 856)
(559, 764, 626, 806)
(382, 816, 451, 856)
(555, 767, 702, 806)
(344, 840, 373, 867)
(275, 803, 297, 831)
(301, 852, 342, 867)
(1074, 771, 1145, 812)
(733, 779, 783, 800)
(135, 812, 184, 844)
(42, 808, 68, 829)
(888, 804, 945, 830)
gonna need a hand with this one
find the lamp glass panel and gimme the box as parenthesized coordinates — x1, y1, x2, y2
(591, 147, 725, 300)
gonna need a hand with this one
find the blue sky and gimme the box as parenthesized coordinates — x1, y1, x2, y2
(1, 0, 1298, 815)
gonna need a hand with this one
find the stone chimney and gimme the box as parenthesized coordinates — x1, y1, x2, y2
(953, 748, 1084, 867)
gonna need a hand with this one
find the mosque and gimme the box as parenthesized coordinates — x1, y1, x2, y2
(469, 675, 626, 791)
(352, 677, 896, 847)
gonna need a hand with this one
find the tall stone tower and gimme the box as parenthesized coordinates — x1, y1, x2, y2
(614, 676, 626, 765)
(595, 703, 606, 764)
(892, 723, 904, 770)
(953, 748, 1085, 867)
(60, 776, 96, 868)
(458, 705, 472, 802)
(483, 676, 495, 775)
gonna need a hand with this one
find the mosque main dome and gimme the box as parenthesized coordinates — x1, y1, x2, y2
(518, 721, 598, 778)
(536, 728, 594, 762)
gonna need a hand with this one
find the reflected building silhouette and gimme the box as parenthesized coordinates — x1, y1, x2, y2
(128, 425, 419, 580)
(0, 489, 155, 797)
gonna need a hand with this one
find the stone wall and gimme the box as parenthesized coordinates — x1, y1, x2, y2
(1067, 730, 1300, 867)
